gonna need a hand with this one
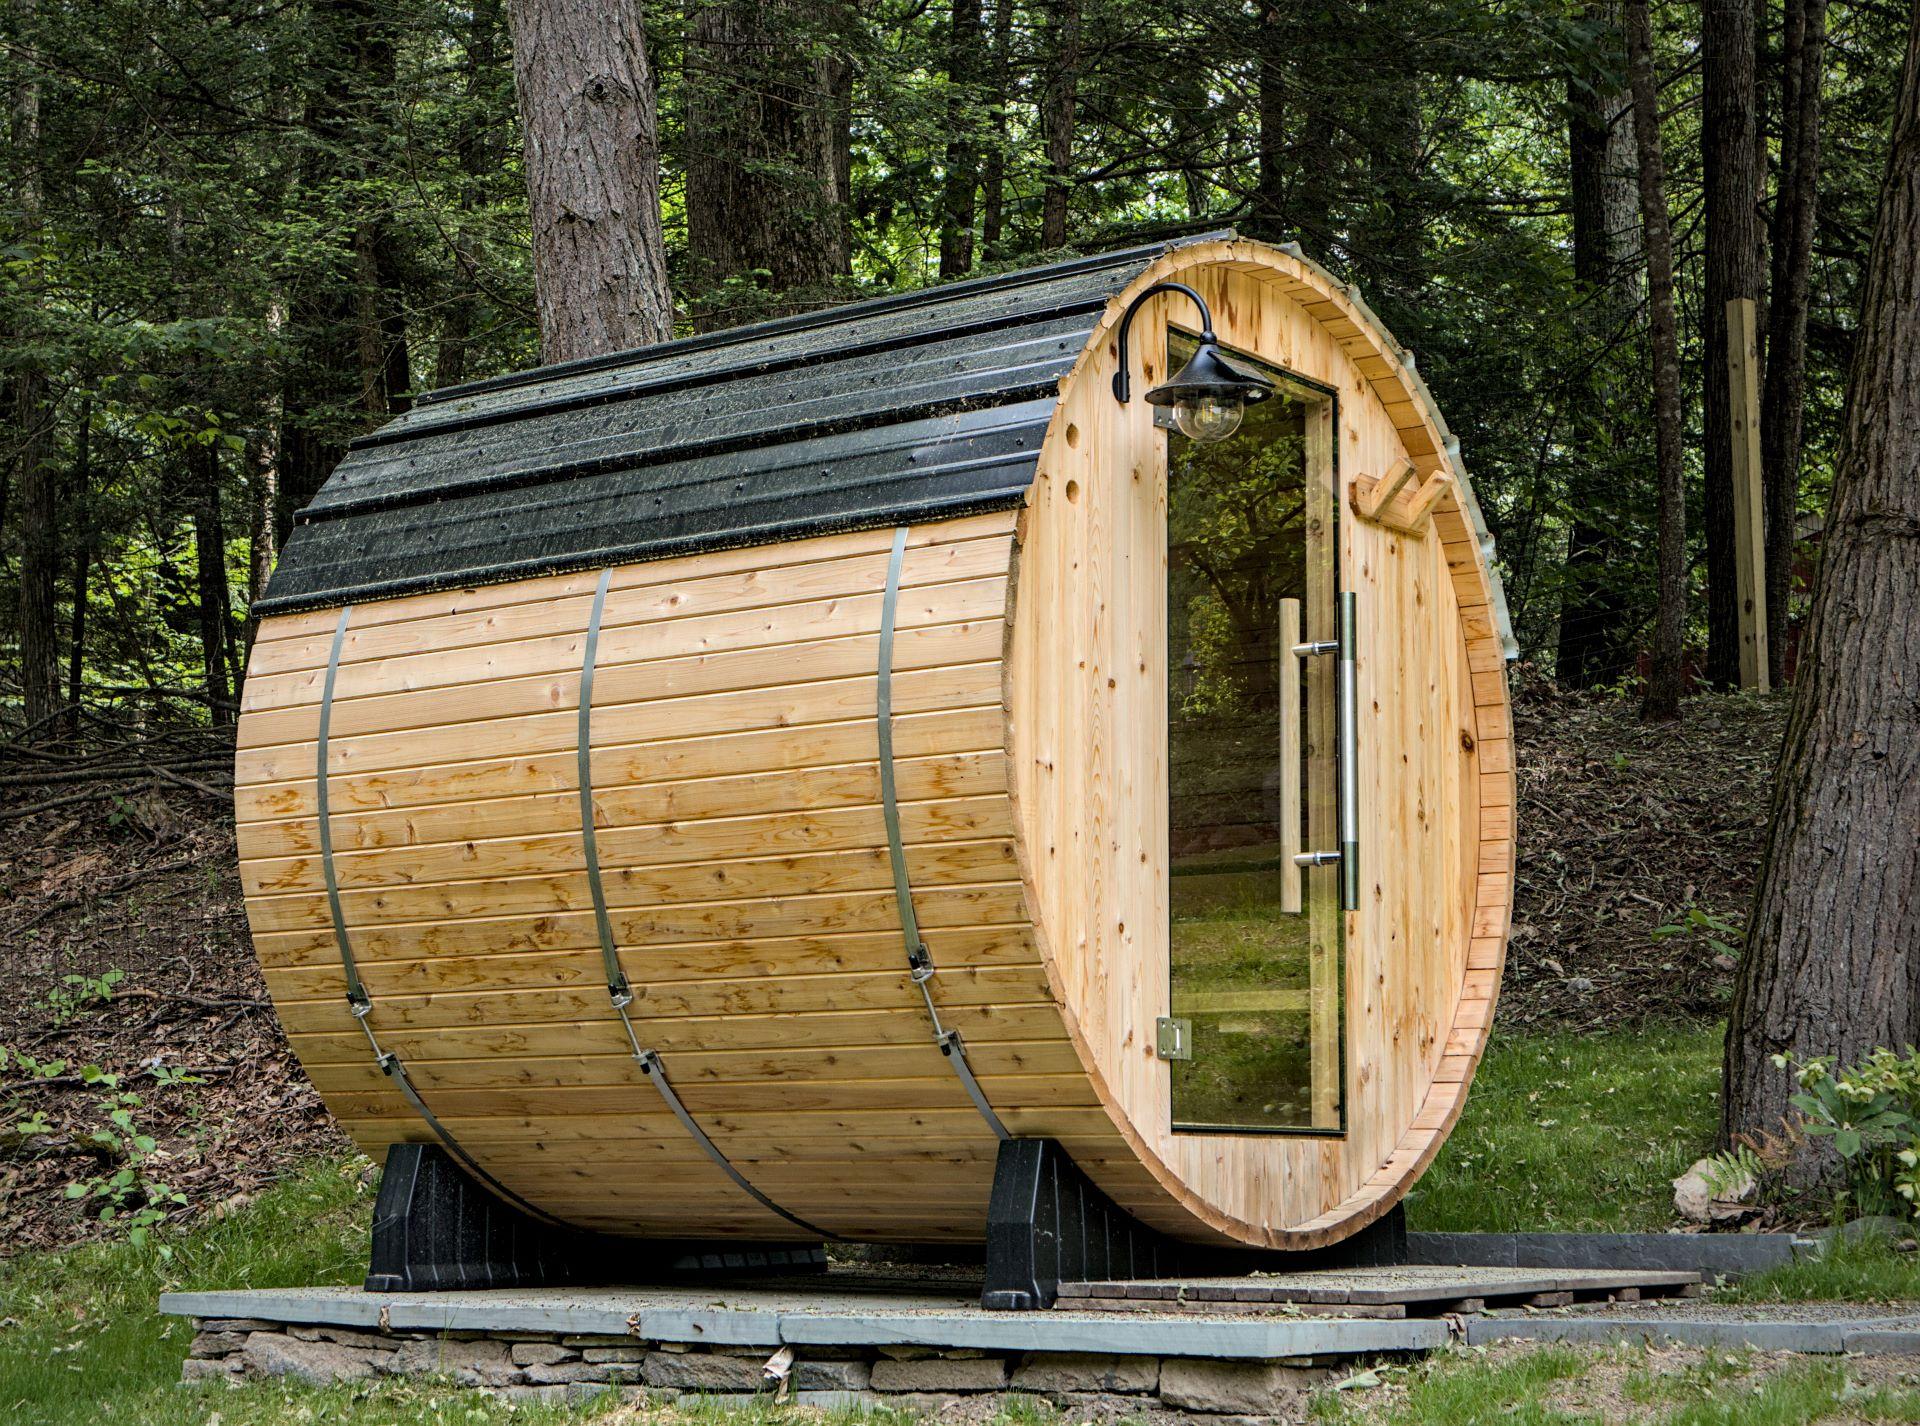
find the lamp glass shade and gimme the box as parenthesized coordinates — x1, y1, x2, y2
(1174, 395, 1245, 443)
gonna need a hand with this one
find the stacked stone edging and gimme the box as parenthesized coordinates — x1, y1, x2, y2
(182, 1318, 1336, 1419)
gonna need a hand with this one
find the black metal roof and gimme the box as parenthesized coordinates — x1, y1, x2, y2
(258, 234, 1231, 615)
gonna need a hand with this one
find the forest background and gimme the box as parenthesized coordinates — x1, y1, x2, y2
(0, 0, 1905, 722)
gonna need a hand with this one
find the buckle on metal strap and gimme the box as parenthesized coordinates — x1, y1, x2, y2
(908, 944, 935, 984)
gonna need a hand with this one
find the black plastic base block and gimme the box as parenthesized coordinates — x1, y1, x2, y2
(981, 1137, 1408, 1310)
(367, 1143, 827, 1291)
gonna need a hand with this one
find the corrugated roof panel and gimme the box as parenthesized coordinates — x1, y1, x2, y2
(262, 401, 1055, 612)
(256, 235, 1230, 616)
(311, 313, 1094, 518)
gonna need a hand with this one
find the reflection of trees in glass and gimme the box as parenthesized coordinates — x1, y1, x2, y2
(1168, 397, 1307, 720)
(1165, 344, 1339, 1136)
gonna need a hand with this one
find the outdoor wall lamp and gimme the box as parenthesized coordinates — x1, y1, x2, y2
(1111, 281, 1274, 443)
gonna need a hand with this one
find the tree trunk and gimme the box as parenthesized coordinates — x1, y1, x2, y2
(356, 220, 413, 414)
(1558, 1, 1642, 688)
(435, 0, 503, 390)
(684, 1, 851, 319)
(189, 442, 233, 722)
(244, 419, 277, 652)
(275, 0, 384, 542)
(1249, 0, 1287, 243)
(939, 0, 985, 279)
(64, 397, 91, 737)
(979, 0, 1014, 253)
(1354, 66, 1425, 329)
(1038, 0, 1079, 249)
(1702, 0, 1764, 689)
(510, 0, 673, 361)
(1761, 0, 1828, 686)
(344, 10, 410, 414)
(11, 0, 58, 734)
(1722, 3, 1920, 1176)
(1628, 1, 1688, 723)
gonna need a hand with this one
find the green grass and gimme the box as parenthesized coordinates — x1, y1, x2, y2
(1316, 1346, 1920, 1425)
(0, 1157, 613, 1425)
(1405, 1023, 1723, 1233)
(1719, 1225, 1920, 1304)
(1314, 1344, 1598, 1424)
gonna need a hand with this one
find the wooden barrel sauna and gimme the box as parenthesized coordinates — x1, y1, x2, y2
(236, 233, 1517, 1250)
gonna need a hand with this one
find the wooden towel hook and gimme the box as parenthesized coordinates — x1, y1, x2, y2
(1350, 456, 1451, 535)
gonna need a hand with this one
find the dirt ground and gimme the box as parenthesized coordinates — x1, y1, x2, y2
(0, 681, 1785, 1256)
(1500, 672, 1786, 1029)
(0, 728, 344, 1256)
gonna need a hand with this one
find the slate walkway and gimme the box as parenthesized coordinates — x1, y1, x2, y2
(159, 1276, 1920, 1361)
(159, 1283, 1449, 1359)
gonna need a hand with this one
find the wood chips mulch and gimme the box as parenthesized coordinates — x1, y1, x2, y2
(1501, 670, 1788, 1029)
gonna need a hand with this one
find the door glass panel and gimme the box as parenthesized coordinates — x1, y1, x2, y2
(1166, 332, 1343, 1134)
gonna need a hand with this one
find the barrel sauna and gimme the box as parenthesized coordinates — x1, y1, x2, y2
(237, 233, 1517, 1252)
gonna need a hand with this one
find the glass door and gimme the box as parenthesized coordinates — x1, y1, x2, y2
(1165, 332, 1343, 1135)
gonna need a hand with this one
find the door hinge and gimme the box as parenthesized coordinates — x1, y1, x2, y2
(1155, 1016, 1193, 1061)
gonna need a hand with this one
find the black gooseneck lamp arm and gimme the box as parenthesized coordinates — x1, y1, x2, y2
(1111, 282, 1214, 404)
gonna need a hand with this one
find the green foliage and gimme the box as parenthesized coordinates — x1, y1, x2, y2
(1695, 1142, 1762, 1198)
(1651, 905, 1743, 962)
(1775, 1047, 1920, 1218)
(1407, 1024, 1722, 1232)
(0, 0, 1908, 719)
(39, 969, 123, 1028)
(60, 1081, 188, 1253)
(2, 1038, 207, 1251)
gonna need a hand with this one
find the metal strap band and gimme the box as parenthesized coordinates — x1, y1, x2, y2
(578, 568, 624, 995)
(317, 604, 561, 1225)
(878, 525, 1010, 1141)
(316, 608, 364, 1005)
(636, 1050, 841, 1239)
(575, 570, 835, 1238)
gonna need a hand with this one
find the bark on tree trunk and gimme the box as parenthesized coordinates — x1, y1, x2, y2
(1250, 0, 1287, 244)
(1761, 0, 1828, 686)
(435, 0, 502, 390)
(979, 0, 1014, 254)
(11, 0, 58, 734)
(1354, 65, 1424, 330)
(1702, 0, 1765, 689)
(275, 0, 384, 542)
(1722, 3, 1920, 1176)
(11, 390, 55, 736)
(510, 0, 674, 362)
(1038, 0, 1079, 249)
(244, 420, 276, 655)
(356, 219, 413, 414)
(189, 442, 233, 722)
(64, 396, 91, 737)
(1558, 1, 1643, 688)
(684, 1, 852, 321)
(939, 0, 984, 278)
(1627, 0, 1688, 723)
